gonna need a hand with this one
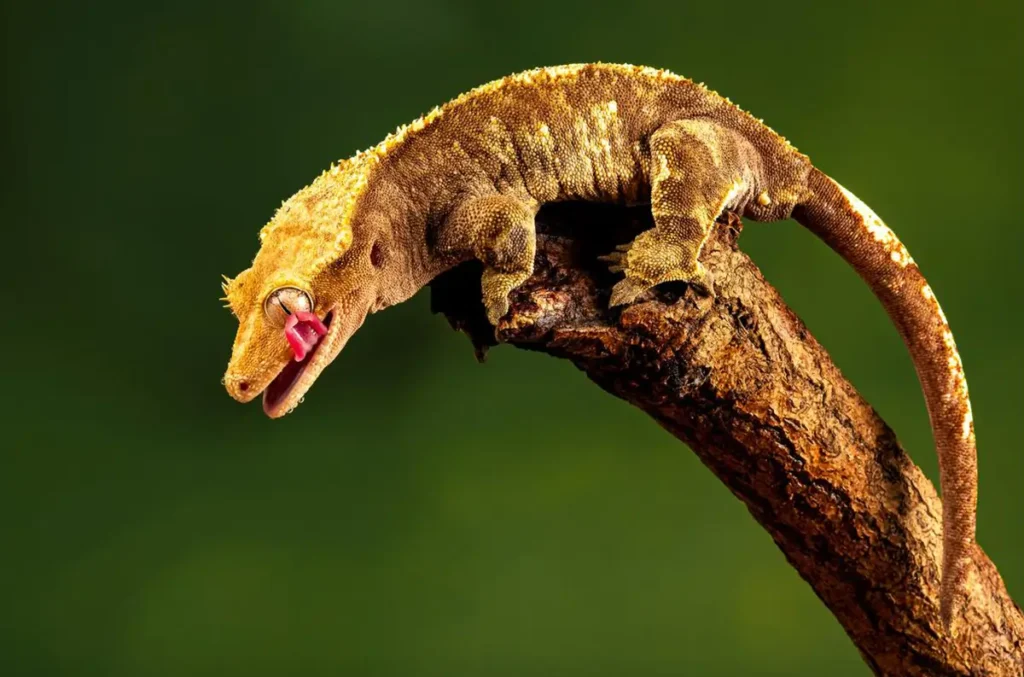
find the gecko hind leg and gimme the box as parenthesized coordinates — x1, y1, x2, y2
(606, 119, 754, 307)
(437, 194, 538, 326)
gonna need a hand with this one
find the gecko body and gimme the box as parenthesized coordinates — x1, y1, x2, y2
(221, 63, 978, 630)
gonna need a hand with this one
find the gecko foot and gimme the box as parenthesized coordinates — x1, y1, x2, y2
(481, 268, 529, 326)
(603, 239, 710, 307)
(597, 243, 632, 274)
(609, 277, 651, 307)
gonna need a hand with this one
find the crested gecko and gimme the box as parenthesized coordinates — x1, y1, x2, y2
(221, 63, 978, 630)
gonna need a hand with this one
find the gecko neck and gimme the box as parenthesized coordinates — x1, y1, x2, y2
(361, 172, 456, 310)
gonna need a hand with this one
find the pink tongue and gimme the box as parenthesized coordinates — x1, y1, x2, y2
(284, 311, 328, 361)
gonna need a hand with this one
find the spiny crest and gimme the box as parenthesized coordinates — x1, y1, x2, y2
(255, 153, 377, 273)
(220, 274, 234, 310)
(351, 62, 802, 165)
(220, 154, 376, 318)
(359, 64, 679, 164)
(220, 268, 251, 317)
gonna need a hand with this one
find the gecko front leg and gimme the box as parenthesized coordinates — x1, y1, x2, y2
(606, 119, 756, 306)
(437, 193, 539, 326)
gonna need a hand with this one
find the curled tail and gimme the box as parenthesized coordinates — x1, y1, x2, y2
(793, 167, 977, 630)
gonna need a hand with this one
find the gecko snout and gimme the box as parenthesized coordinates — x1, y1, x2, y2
(224, 373, 259, 403)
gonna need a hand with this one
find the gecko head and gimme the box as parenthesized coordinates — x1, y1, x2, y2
(221, 156, 394, 418)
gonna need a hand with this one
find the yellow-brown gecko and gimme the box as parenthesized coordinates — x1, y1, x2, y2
(221, 63, 978, 630)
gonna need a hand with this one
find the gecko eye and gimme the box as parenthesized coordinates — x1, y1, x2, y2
(264, 287, 314, 327)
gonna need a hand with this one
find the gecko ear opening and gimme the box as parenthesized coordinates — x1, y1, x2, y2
(370, 240, 385, 268)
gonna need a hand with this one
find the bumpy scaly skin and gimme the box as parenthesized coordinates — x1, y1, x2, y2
(222, 63, 978, 631)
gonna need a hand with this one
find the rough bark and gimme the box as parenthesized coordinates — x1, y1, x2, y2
(429, 202, 1023, 676)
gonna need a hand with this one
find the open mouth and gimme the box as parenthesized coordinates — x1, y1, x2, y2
(262, 311, 334, 416)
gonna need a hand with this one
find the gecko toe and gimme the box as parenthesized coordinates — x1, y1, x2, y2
(609, 277, 650, 307)
(599, 243, 632, 275)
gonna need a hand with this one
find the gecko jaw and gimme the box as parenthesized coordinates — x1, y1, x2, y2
(262, 310, 336, 418)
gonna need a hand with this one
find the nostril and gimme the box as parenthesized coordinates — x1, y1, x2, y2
(238, 381, 250, 393)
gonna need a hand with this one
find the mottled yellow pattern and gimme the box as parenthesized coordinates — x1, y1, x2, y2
(921, 283, 973, 441)
(220, 65, 980, 630)
(836, 183, 914, 268)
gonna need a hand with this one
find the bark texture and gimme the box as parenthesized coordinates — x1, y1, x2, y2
(429, 202, 1023, 676)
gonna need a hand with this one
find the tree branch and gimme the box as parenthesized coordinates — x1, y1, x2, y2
(429, 202, 1023, 676)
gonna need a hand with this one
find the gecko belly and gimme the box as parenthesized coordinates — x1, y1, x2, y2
(263, 312, 332, 415)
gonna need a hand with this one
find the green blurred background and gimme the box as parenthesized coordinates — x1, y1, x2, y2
(3, 1, 1021, 675)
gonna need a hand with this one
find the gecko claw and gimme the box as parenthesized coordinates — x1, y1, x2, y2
(599, 243, 632, 275)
